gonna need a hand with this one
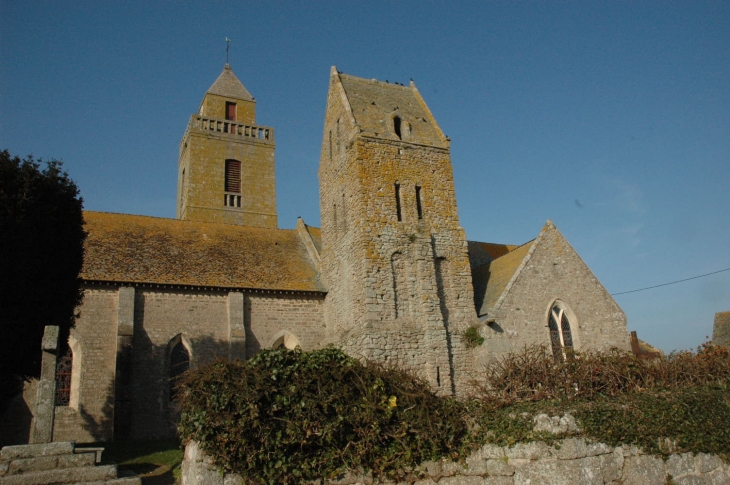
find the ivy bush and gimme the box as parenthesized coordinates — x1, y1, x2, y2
(177, 347, 468, 484)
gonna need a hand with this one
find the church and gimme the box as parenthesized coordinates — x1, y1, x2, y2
(6, 65, 630, 443)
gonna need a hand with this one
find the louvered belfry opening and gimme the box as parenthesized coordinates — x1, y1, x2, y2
(224, 159, 242, 208)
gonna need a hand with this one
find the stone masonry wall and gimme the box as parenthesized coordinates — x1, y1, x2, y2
(182, 436, 730, 485)
(53, 288, 119, 443)
(476, 223, 630, 368)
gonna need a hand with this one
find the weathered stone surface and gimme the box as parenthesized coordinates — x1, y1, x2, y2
(697, 453, 723, 474)
(438, 476, 483, 485)
(505, 441, 552, 460)
(58, 451, 96, 468)
(0, 464, 117, 485)
(533, 413, 581, 435)
(708, 469, 730, 485)
(7, 456, 57, 475)
(667, 453, 697, 478)
(673, 475, 710, 485)
(515, 456, 606, 485)
(486, 459, 515, 476)
(0, 443, 74, 460)
(621, 455, 666, 485)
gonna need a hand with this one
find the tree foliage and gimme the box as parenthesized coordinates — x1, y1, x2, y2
(0, 150, 86, 409)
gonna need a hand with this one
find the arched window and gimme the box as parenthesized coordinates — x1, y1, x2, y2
(55, 346, 73, 406)
(548, 303, 574, 361)
(169, 340, 190, 402)
(270, 332, 301, 350)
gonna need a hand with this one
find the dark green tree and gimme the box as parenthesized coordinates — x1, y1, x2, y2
(0, 150, 86, 412)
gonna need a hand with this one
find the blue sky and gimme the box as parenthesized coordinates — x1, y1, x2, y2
(2, 1, 729, 352)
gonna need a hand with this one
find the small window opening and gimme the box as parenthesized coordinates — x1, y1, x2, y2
(395, 183, 402, 221)
(169, 341, 190, 402)
(225, 102, 237, 121)
(328, 131, 333, 161)
(436, 366, 441, 387)
(415, 185, 423, 220)
(393, 116, 402, 139)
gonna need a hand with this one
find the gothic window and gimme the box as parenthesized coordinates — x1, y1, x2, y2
(169, 340, 190, 402)
(225, 102, 237, 121)
(548, 303, 574, 361)
(55, 346, 73, 406)
(224, 159, 242, 208)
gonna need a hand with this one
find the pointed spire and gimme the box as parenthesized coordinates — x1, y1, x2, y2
(206, 64, 253, 101)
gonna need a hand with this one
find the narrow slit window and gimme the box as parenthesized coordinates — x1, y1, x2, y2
(415, 185, 423, 220)
(393, 116, 402, 139)
(225, 102, 237, 121)
(395, 183, 402, 221)
(169, 341, 190, 402)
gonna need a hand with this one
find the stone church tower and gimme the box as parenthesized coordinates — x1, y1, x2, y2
(319, 68, 477, 394)
(177, 64, 278, 228)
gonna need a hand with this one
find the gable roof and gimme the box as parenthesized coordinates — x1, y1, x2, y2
(336, 71, 448, 146)
(472, 241, 535, 316)
(81, 211, 323, 292)
(467, 241, 520, 270)
(206, 64, 253, 101)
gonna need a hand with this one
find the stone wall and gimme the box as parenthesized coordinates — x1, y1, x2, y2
(181, 438, 730, 485)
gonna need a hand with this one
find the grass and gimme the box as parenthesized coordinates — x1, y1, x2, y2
(99, 439, 183, 485)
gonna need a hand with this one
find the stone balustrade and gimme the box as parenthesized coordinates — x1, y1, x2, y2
(181, 115, 275, 148)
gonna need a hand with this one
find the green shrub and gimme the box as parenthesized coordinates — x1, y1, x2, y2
(463, 326, 484, 348)
(177, 347, 469, 484)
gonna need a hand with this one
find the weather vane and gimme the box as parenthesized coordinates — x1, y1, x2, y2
(225, 37, 231, 64)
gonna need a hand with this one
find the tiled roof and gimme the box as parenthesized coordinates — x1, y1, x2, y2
(81, 212, 323, 292)
(206, 64, 253, 101)
(304, 225, 322, 253)
(472, 241, 535, 316)
(467, 241, 520, 270)
(338, 73, 447, 146)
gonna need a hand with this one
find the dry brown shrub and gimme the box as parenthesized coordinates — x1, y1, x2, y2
(474, 343, 730, 405)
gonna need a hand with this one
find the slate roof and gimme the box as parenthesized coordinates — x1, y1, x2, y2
(471, 241, 535, 317)
(338, 72, 447, 146)
(206, 64, 253, 101)
(81, 211, 323, 292)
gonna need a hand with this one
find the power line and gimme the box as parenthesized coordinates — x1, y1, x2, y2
(611, 267, 730, 296)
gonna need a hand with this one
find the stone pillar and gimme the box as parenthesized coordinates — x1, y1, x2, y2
(713, 311, 730, 347)
(228, 292, 246, 360)
(30, 326, 59, 443)
(114, 286, 135, 440)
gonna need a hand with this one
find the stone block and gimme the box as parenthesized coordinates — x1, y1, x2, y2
(486, 458, 515, 476)
(621, 455, 666, 485)
(482, 478, 513, 485)
(7, 456, 58, 475)
(0, 462, 9, 477)
(438, 476, 483, 485)
(463, 454, 487, 476)
(708, 469, 730, 485)
(0, 464, 117, 485)
(696, 453, 723, 474)
(58, 451, 97, 468)
(513, 457, 604, 485)
(0, 443, 74, 460)
(505, 441, 552, 460)
(673, 475, 710, 485)
(477, 444, 506, 459)
(667, 453, 697, 478)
